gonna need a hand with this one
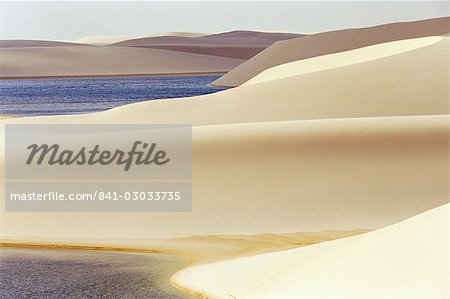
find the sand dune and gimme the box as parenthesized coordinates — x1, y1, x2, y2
(243, 36, 442, 86)
(113, 31, 303, 59)
(1, 115, 448, 238)
(174, 203, 449, 298)
(6, 36, 447, 125)
(71, 35, 141, 45)
(0, 40, 87, 48)
(0, 28, 448, 240)
(147, 32, 206, 38)
(0, 46, 244, 79)
(71, 33, 206, 46)
(213, 16, 450, 86)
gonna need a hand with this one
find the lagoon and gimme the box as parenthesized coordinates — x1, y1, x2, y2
(0, 75, 226, 116)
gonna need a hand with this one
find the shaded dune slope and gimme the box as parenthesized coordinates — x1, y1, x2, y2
(213, 16, 450, 86)
(0, 40, 88, 48)
(0, 46, 244, 79)
(1, 36, 449, 238)
(1, 115, 449, 238)
(113, 31, 303, 59)
(10, 37, 447, 126)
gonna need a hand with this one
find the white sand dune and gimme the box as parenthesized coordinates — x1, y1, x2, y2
(1, 115, 448, 238)
(113, 30, 302, 59)
(72, 33, 207, 47)
(71, 33, 206, 46)
(213, 16, 450, 86)
(0, 27, 448, 240)
(243, 36, 443, 86)
(0, 46, 244, 78)
(174, 203, 450, 298)
(0, 18, 448, 299)
(70, 35, 141, 45)
(5, 36, 447, 126)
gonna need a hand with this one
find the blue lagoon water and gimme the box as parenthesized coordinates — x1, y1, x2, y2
(0, 75, 226, 116)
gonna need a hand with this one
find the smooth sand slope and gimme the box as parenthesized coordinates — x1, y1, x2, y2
(7, 36, 447, 125)
(243, 36, 442, 86)
(71, 35, 141, 45)
(113, 31, 302, 59)
(0, 46, 244, 78)
(71, 33, 206, 45)
(0, 40, 88, 48)
(174, 204, 450, 298)
(0, 36, 448, 239)
(1, 115, 449, 238)
(213, 16, 450, 86)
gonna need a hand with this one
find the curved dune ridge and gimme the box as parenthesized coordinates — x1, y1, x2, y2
(0, 17, 449, 298)
(0, 46, 244, 79)
(6, 36, 447, 125)
(0, 40, 88, 48)
(173, 203, 449, 298)
(70, 35, 142, 46)
(1, 34, 448, 239)
(243, 36, 443, 86)
(71, 32, 207, 46)
(1, 115, 449, 238)
(146, 32, 206, 38)
(213, 16, 450, 86)
(112, 31, 303, 59)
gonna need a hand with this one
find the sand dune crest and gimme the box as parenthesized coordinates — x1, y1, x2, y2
(174, 203, 450, 298)
(214, 16, 450, 86)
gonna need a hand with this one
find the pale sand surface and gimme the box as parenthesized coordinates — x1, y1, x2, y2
(0, 22, 448, 298)
(71, 35, 143, 45)
(113, 31, 302, 59)
(0, 40, 88, 48)
(1, 115, 448, 238)
(213, 16, 450, 86)
(3, 37, 447, 125)
(174, 204, 449, 298)
(243, 36, 442, 86)
(0, 46, 244, 79)
(71, 33, 206, 46)
(0, 231, 366, 298)
(0, 115, 16, 120)
(0, 35, 448, 238)
(0, 230, 368, 266)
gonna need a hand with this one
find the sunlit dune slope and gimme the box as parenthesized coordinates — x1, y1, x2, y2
(174, 203, 450, 298)
(213, 16, 450, 86)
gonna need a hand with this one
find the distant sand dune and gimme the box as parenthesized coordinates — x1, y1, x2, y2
(113, 31, 303, 59)
(148, 32, 206, 38)
(0, 18, 448, 298)
(7, 36, 446, 126)
(70, 36, 140, 45)
(0, 23, 448, 241)
(0, 40, 88, 48)
(213, 16, 450, 86)
(0, 46, 244, 79)
(174, 203, 449, 298)
(70, 33, 207, 46)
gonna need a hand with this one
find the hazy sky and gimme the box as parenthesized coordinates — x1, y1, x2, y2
(0, 1, 448, 40)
